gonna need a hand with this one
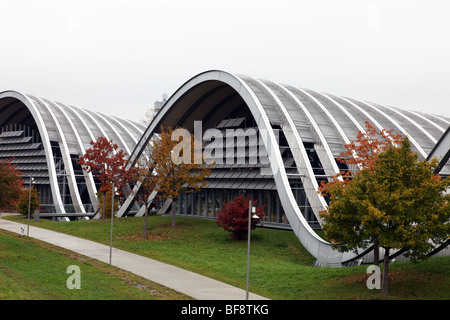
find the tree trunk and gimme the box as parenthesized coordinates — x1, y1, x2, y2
(143, 203, 148, 237)
(171, 198, 176, 228)
(102, 191, 106, 221)
(382, 247, 390, 296)
(373, 238, 380, 267)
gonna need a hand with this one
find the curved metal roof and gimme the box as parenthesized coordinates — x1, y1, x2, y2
(0, 90, 146, 214)
(120, 70, 450, 266)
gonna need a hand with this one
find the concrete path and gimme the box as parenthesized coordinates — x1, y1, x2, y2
(0, 218, 268, 300)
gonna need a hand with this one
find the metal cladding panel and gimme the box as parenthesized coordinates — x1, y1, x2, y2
(0, 136, 32, 144)
(371, 103, 436, 148)
(396, 107, 447, 140)
(11, 157, 47, 164)
(16, 163, 47, 170)
(111, 116, 146, 141)
(327, 94, 376, 131)
(72, 106, 105, 142)
(441, 160, 450, 176)
(43, 99, 79, 154)
(217, 118, 245, 128)
(349, 99, 429, 158)
(86, 111, 124, 148)
(349, 98, 406, 132)
(100, 114, 138, 149)
(286, 86, 344, 155)
(419, 113, 450, 131)
(0, 131, 24, 138)
(0, 149, 46, 157)
(205, 180, 220, 188)
(27, 96, 59, 141)
(0, 143, 41, 151)
(262, 81, 316, 143)
(58, 104, 94, 151)
(305, 89, 359, 143)
(238, 76, 284, 126)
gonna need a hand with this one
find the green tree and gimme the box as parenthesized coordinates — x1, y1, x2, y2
(319, 121, 403, 265)
(96, 187, 119, 219)
(146, 126, 212, 228)
(17, 186, 40, 215)
(320, 138, 450, 296)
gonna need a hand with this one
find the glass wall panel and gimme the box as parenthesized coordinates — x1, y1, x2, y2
(180, 190, 186, 214)
(194, 192, 199, 216)
(215, 189, 223, 215)
(200, 190, 207, 216)
(207, 189, 214, 216)
(186, 193, 193, 215)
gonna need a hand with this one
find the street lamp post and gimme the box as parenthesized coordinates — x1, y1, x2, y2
(27, 175, 35, 237)
(109, 182, 114, 265)
(246, 200, 259, 300)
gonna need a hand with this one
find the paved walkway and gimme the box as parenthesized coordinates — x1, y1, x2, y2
(0, 217, 268, 300)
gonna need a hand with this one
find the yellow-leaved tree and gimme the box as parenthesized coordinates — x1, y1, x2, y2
(144, 126, 212, 228)
(319, 126, 450, 296)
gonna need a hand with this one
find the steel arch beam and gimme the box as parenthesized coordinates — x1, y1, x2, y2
(357, 101, 428, 158)
(35, 97, 85, 214)
(428, 126, 450, 173)
(117, 70, 450, 264)
(118, 70, 366, 265)
(57, 102, 100, 210)
(251, 77, 328, 222)
(275, 84, 343, 181)
(0, 91, 65, 213)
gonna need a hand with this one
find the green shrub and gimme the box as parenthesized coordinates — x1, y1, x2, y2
(17, 186, 40, 215)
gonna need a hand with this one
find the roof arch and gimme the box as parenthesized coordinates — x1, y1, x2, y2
(0, 90, 146, 214)
(120, 70, 450, 266)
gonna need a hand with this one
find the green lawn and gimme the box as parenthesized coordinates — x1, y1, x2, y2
(0, 228, 190, 300)
(3, 214, 450, 300)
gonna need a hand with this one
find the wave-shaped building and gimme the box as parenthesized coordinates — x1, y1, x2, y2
(0, 90, 146, 214)
(1, 70, 449, 265)
(118, 70, 450, 265)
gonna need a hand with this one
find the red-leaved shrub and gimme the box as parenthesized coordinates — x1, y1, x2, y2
(216, 194, 264, 240)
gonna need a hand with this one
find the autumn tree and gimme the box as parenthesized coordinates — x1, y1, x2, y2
(96, 187, 119, 219)
(135, 143, 157, 237)
(337, 121, 403, 172)
(319, 137, 450, 296)
(0, 159, 24, 211)
(146, 126, 212, 228)
(78, 137, 136, 220)
(17, 186, 40, 215)
(319, 121, 403, 265)
(216, 194, 264, 240)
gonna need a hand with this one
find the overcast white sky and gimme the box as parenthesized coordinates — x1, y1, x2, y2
(1, 0, 449, 123)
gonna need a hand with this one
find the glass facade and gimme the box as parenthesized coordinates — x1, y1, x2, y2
(166, 116, 324, 229)
(172, 182, 324, 228)
(172, 183, 321, 229)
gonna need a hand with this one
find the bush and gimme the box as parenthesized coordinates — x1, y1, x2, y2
(97, 190, 119, 218)
(17, 187, 40, 215)
(216, 194, 264, 240)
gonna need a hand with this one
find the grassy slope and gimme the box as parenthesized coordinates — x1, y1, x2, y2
(0, 229, 190, 300)
(2, 215, 449, 300)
